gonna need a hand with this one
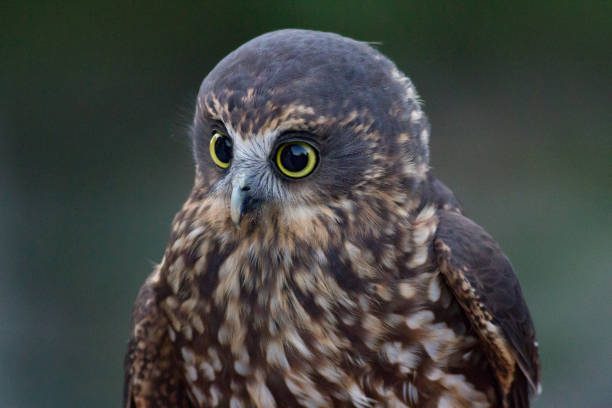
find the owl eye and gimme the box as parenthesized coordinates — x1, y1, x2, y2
(209, 132, 233, 169)
(275, 141, 318, 179)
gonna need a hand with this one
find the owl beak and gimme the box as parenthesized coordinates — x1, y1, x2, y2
(230, 173, 253, 226)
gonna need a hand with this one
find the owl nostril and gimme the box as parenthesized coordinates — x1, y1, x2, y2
(241, 185, 251, 192)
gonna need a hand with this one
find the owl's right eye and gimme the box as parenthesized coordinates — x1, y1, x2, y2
(209, 132, 233, 169)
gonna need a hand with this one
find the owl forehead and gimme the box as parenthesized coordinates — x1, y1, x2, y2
(197, 30, 411, 137)
(199, 91, 334, 141)
(196, 29, 431, 170)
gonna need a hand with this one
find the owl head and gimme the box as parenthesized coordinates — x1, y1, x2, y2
(191, 29, 430, 227)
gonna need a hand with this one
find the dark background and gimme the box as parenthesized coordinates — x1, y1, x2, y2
(1, 2, 610, 407)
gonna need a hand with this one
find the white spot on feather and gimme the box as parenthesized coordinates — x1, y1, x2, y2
(348, 381, 374, 408)
(437, 395, 453, 408)
(403, 162, 418, 176)
(407, 245, 428, 268)
(426, 367, 443, 381)
(181, 347, 195, 364)
(398, 282, 416, 299)
(246, 371, 277, 408)
(168, 326, 176, 342)
(191, 385, 206, 404)
(408, 382, 419, 405)
(382, 342, 419, 373)
(210, 385, 222, 406)
(185, 364, 198, 382)
(412, 225, 431, 245)
(217, 323, 230, 345)
(186, 226, 205, 242)
(200, 361, 215, 380)
(149, 266, 162, 284)
(234, 347, 251, 376)
(208, 347, 222, 371)
(165, 296, 178, 309)
(182, 324, 193, 340)
(266, 340, 290, 369)
(420, 129, 429, 145)
(191, 314, 205, 334)
(424, 322, 458, 361)
(285, 328, 312, 358)
(319, 363, 343, 383)
(428, 276, 441, 302)
(406, 310, 434, 329)
(438, 373, 489, 407)
(358, 294, 370, 312)
(230, 396, 245, 408)
(406, 86, 416, 99)
(171, 237, 185, 251)
(285, 372, 329, 407)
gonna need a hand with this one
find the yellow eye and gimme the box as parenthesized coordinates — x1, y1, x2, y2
(209, 132, 233, 168)
(275, 141, 318, 178)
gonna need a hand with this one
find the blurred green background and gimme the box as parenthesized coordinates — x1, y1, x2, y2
(1, 1, 610, 407)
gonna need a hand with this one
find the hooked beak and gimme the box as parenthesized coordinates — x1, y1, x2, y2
(230, 173, 254, 226)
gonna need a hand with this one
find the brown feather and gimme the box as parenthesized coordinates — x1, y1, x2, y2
(435, 210, 540, 406)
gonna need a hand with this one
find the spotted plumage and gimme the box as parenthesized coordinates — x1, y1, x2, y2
(124, 29, 540, 408)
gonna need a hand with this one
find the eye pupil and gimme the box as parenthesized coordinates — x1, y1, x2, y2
(214, 136, 232, 163)
(281, 144, 309, 172)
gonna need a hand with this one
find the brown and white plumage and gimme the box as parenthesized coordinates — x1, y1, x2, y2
(124, 29, 540, 407)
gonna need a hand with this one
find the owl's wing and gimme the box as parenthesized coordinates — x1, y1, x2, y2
(434, 210, 540, 407)
(124, 268, 192, 408)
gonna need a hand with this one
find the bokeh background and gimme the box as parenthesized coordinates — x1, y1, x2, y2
(1, 2, 610, 407)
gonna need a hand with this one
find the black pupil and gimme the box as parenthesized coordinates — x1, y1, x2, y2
(281, 144, 310, 173)
(214, 136, 232, 163)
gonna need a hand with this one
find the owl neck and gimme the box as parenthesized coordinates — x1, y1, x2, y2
(158, 177, 440, 321)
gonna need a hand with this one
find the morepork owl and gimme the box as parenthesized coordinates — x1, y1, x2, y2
(124, 29, 540, 408)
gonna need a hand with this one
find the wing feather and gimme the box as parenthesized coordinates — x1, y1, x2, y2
(434, 210, 540, 407)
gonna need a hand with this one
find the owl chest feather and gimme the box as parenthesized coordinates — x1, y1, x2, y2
(155, 202, 496, 407)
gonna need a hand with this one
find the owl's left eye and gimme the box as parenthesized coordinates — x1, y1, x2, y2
(209, 132, 233, 169)
(274, 141, 318, 179)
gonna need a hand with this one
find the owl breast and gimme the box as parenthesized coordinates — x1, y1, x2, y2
(158, 201, 497, 407)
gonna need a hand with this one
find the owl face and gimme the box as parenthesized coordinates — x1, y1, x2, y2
(190, 30, 430, 227)
(193, 111, 372, 226)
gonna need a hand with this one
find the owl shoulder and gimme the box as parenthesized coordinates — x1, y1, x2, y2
(433, 210, 540, 407)
(123, 267, 192, 407)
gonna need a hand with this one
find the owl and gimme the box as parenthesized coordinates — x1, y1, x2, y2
(124, 29, 540, 408)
